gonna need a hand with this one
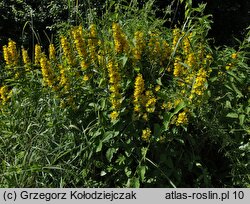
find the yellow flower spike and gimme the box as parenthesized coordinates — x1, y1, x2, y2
(107, 59, 122, 119)
(21, 47, 31, 71)
(35, 44, 42, 66)
(172, 28, 180, 51)
(173, 56, 183, 77)
(133, 73, 145, 113)
(8, 39, 19, 66)
(72, 26, 87, 58)
(144, 90, 156, 113)
(21, 48, 30, 65)
(112, 23, 129, 54)
(40, 53, 55, 88)
(133, 31, 145, 60)
(60, 36, 74, 66)
(49, 44, 56, 61)
(3, 45, 11, 65)
(141, 128, 151, 142)
(0, 85, 12, 104)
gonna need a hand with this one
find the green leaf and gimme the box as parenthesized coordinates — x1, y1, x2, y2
(102, 131, 119, 143)
(153, 123, 161, 138)
(96, 141, 102, 152)
(106, 148, 118, 162)
(162, 101, 186, 131)
(173, 101, 186, 115)
(239, 114, 245, 126)
(124, 167, 132, 177)
(225, 101, 232, 109)
(226, 112, 238, 118)
(120, 56, 128, 68)
(137, 165, 146, 181)
(116, 154, 126, 165)
(231, 82, 243, 98)
(128, 177, 140, 188)
(100, 171, 107, 176)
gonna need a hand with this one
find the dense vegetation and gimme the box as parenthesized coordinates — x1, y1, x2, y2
(0, 0, 249, 187)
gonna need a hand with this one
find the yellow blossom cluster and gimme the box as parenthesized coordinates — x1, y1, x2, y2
(176, 110, 188, 126)
(49, 44, 56, 62)
(173, 56, 185, 77)
(148, 33, 161, 59)
(133, 73, 145, 113)
(133, 31, 145, 60)
(141, 128, 151, 142)
(58, 64, 70, 91)
(60, 36, 74, 66)
(40, 53, 55, 89)
(21, 47, 31, 71)
(183, 32, 192, 55)
(71, 25, 87, 58)
(112, 23, 129, 54)
(133, 74, 157, 120)
(161, 40, 171, 65)
(88, 24, 98, 64)
(145, 90, 156, 113)
(172, 28, 181, 52)
(107, 59, 122, 121)
(3, 39, 18, 66)
(35, 44, 42, 66)
(0, 86, 12, 105)
(189, 68, 208, 99)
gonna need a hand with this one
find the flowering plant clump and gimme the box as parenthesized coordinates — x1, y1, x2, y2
(0, 0, 249, 188)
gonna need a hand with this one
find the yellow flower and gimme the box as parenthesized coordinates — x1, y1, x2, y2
(141, 128, 151, 142)
(162, 101, 173, 110)
(145, 90, 156, 113)
(83, 75, 89, 81)
(80, 60, 88, 71)
(225, 63, 232, 70)
(231, 53, 237, 59)
(155, 85, 161, 92)
(176, 110, 188, 126)
(110, 111, 119, 121)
